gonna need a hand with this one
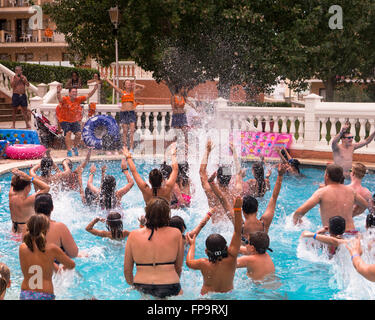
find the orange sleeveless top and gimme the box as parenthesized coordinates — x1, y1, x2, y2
(174, 95, 185, 108)
(121, 90, 135, 105)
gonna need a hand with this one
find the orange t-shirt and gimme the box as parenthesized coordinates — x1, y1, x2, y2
(121, 90, 135, 107)
(56, 96, 86, 123)
(174, 95, 185, 107)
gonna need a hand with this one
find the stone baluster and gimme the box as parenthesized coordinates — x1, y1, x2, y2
(144, 112, 152, 138)
(297, 116, 304, 144)
(280, 116, 287, 133)
(289, 116, 297, 144)
(358, 119, 367, 144)
(319, 117, 328, 146)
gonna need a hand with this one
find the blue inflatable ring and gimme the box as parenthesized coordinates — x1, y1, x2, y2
(82, 115, 120, 149)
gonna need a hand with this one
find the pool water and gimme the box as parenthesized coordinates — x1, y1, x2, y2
(1, 159, 375, 300)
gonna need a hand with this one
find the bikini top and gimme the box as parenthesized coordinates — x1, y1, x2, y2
(135, 260, 176, 267)
(173, 95, 185, 108)
(121, 90, 135, 104)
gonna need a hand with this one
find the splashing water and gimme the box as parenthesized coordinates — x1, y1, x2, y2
(1, 158, 375, 300)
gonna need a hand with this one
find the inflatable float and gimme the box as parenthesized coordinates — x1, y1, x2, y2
(231, 131, 293, 160)
(82, 115, 120, 149)
(6, 144, 46, 160)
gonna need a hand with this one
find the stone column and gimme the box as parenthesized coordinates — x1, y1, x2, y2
(303, 93, 322, 150)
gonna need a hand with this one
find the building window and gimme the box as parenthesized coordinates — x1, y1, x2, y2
(16, 53, 34, 62)
(0, 54, 11, 61)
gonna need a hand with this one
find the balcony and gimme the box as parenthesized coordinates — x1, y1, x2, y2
(0, 28, 67, 46)
(0, 0, 30, 7)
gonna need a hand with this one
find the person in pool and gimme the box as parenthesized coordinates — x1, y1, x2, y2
(292, 164, 369, 233)
(29, 149, 62, 191)
(34, 193, 79, 260)
(332, 122, 375, 180)
(124, 197, 184, 299)
(86, 159, 134, 210)
(237, 231, 275, 281)
(0, 263, 11, 300)
(300, 216, 348, 258)
(243, 161, 271, 197)
(9, 168, 50, 234)
(86, 212, 130, 241)
(240, 163, 286, 238)
(276, 146, 303, 176)
(104, 77, 145, 151)
(199, 139, 242, 223)
(19, 214, 75, 300)
(123, 145, 178, 205)
(348, 163, 373, 217)
(58, 148, 92, 202)
(185, 196, 242, 295)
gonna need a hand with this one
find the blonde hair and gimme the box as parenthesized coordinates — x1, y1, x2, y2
(352, 163, 367, 179)
(0, 263, 10, 296)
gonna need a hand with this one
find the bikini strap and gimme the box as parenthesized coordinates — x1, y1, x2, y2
(148, 227, 154, 241)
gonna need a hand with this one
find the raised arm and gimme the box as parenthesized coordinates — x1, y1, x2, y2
(185, 233, 206, 270)
(199, 140, 213, 193)
(346, 236, 375, 282)
(354, 130, 375, 150)
(85, 217, 108, 237)
(123, 147, 149, 191)
(86, 164, 100, 195)
(301, 230, 346, 247)
(86, 83, 99, 100)
(332, 122, 349, 151)
(11, 169, 50, 202)
(56, 84, 63, 103)
(165, 145, 178, 191)
(104, 78, 123, 95)
(230, 143, 243, 195)
(116, 159, 134, 200)
(29, 163, 41, 179)
(354, 192, 370, 214)
(260, 164, 286, 231)
(75, 148, 92, 173)
(292, 189, 321, 225)
(188, 207, 216, 238)
(227, 196, 243, 257)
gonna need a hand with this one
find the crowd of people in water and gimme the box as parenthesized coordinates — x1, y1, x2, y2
(1, 123, 375, 300)
(4, 65, 375, 300)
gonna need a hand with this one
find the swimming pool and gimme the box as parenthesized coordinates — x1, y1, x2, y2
(1, 159, 375, 300)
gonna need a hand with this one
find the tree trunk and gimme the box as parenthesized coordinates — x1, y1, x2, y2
(323, 76, 336, 102)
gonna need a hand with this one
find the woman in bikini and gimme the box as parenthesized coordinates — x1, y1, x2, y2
(86, 212, 130, 241)
(124, 197, 184, 299)
(105, 78, 145, 151)
(19, 214, 75, 300)
(123, 145, 178, 205)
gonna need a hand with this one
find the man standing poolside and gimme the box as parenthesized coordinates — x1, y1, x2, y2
(332, 123, 375, 180)
(292, 164, 369, 232)
(56, 84, 98, 157)
(11, 66, 30, 129)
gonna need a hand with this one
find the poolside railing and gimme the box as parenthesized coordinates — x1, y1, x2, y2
(28, 81, 375, 155)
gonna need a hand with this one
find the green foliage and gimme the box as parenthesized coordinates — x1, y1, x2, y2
(0, 60, 98, 86)
(43, 0, 375, 101)
(333, 83, 372, 102)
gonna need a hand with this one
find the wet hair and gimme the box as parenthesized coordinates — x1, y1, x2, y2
(352, 163, 367, 179)
(328, 216, 346, 236)
(85, 187, 97, 206)
(23, 214, 49, 253)
(34, 193, 53, 216)
(169, 215, 186, 234)
(99, 175, 117, 210)
(144, 197, 170, 231)
(205, 234, 228, 263)
(242, 195, 258, 214)
(40, 157, 53, 177)
(11, 175, 31, 192)
(149, 169, 163, 196)
(63, 158, 73, 170)
(106, 212, 123, 240)
(0, 263, 10, 297)
(160, 162, 172, 180)
(326, 164, 344, 183)
(177, 162, 189, 187)
(366, 214, 375, 229)
(138, 215, 146, 227)
(217, 166, 232, 187)
(288, 159, 301, 174)
(249, 231, 272, 254)
(252, 162, 266, 196)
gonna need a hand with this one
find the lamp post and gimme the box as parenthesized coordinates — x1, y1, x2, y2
(109, 5, 120, 104)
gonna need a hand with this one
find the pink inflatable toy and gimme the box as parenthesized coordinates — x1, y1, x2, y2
(6, 144, 46, 160)
(231, 131, 293, 160)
